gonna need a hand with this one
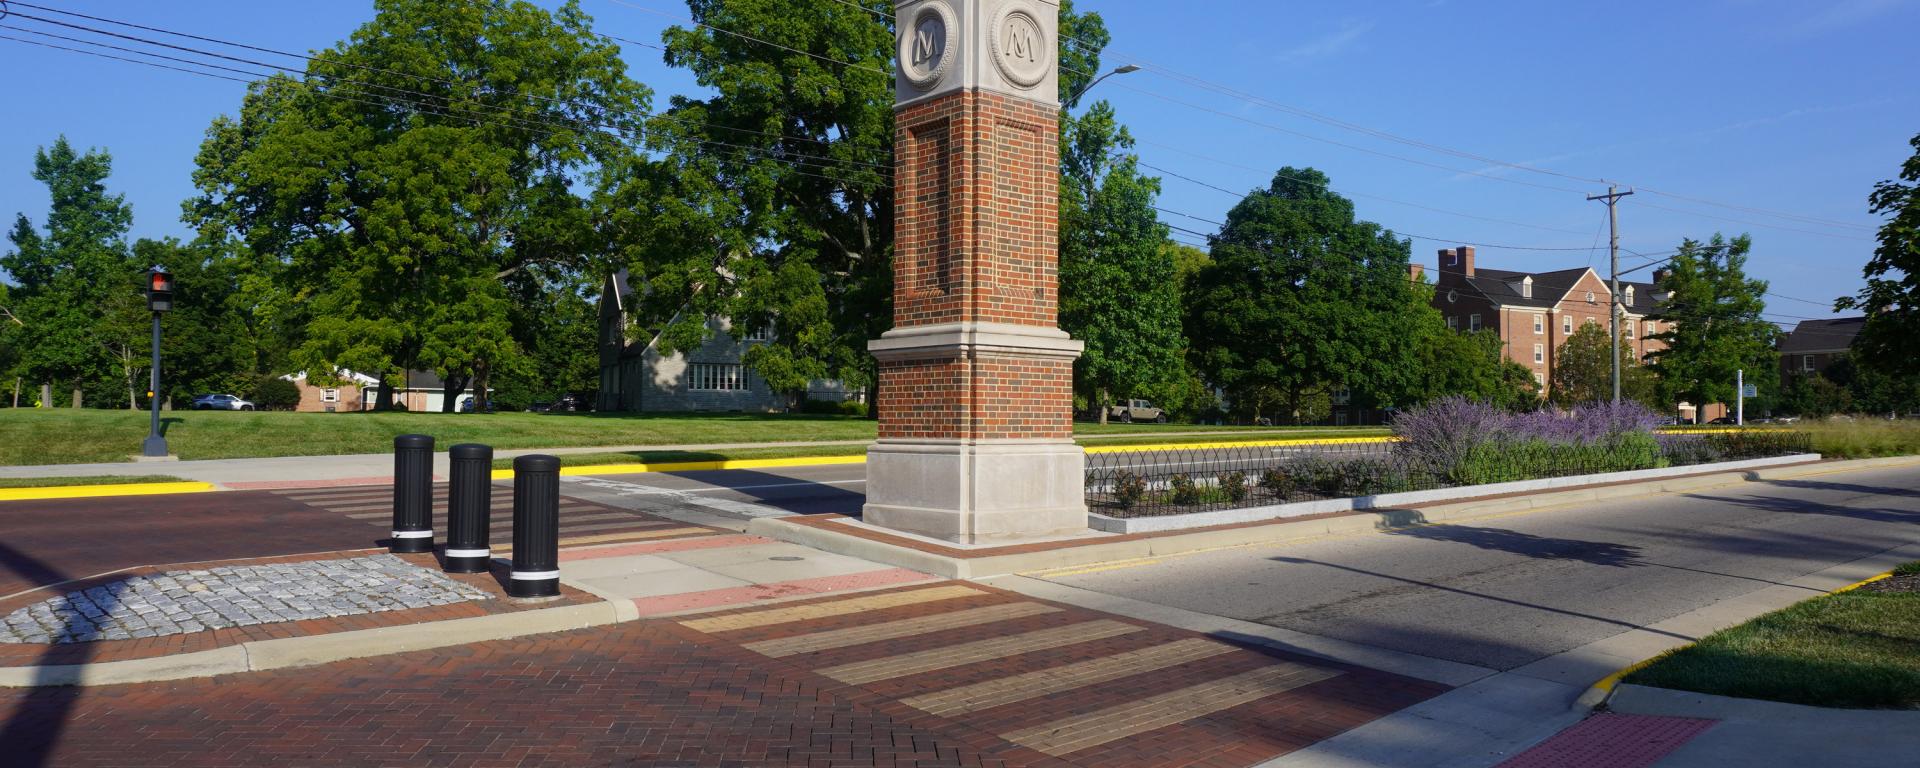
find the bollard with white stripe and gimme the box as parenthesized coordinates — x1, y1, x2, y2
(390, 434, 435, 554)
(443, 443, 494, 573)
(508, 454, 561, 598)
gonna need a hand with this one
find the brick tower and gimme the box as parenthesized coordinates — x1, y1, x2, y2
(865, 0, 1086, 543)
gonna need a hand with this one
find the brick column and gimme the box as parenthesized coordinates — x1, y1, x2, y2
(866, 0, 1086, 543)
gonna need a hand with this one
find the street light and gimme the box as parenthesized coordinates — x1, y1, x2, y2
(1067, 63, 1140, 106)
(142, 266, 173, 458)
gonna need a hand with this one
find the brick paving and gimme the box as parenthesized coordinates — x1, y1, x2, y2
(1495, 713, 1718, 768)
(0, 580, 1448, 768)
(272, 483, 727, 553)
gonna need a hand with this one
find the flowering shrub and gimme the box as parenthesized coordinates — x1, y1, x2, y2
(1259, 468, 1294, 499)
(1219, 471, 1248, 502)
(1112, 471, 1148, 508)
(1394, 397, 1669, 484)
(1169, 473, 1201, 506)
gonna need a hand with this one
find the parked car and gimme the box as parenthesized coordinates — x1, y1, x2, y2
(526, 401, 552, 413)
(1706, 416, 1738, 425)
(192, 393, 256, 411)
(1106, 399, 1167, 424)
(549, 393, 593, 413)
(459, 397, 494, 413)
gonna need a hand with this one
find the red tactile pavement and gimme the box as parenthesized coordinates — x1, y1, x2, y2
(1496, 713, 1718, 768)
(0, 582, 1449, 768)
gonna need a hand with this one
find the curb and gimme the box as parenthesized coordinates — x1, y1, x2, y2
(754, 455, 1920, 581)
(0, 481, 217, 503)
(0, 599, 624, 688)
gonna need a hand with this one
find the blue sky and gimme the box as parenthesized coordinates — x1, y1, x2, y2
(2, 0, 1915, 329)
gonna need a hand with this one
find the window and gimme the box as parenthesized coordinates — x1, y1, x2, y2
(1802, 355, 1816, 373)
(744, 323, 772, 342)
(1646, 320, 1657, 334)
(1533, 372, 1546, 387)
(321, 388, 339, 403)
(1533, 314, 1544, 334)
(1625, 286, 1636, 306)
(1626, 323, 1635, 340)
(1469, 313, 1482, 331)
(1533, 343, 1544, 364)
(1563, 315, 1573, 335)
(1446, 316, 1459, 331)
(1585, 291, 1597, 304)
(1521, 277, 1533, 299)
(688, 362, 745, 391)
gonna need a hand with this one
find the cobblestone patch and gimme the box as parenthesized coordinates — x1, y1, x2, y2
(0, 555, 491, 644)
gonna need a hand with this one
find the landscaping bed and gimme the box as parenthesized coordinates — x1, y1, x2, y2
(1087, 399, 1814, 520)
(1622, 561, 1920, 710)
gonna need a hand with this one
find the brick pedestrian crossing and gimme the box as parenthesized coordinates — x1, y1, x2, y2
(272, 484, 726, 553)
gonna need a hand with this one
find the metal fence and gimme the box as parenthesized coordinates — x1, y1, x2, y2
(1085, 431, 1813, 520)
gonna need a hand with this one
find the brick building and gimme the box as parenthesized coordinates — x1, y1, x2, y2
(1428, 246, 1722, 421)
(1777, 316, 1864, 381)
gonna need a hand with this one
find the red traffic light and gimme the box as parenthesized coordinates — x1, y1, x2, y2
(149, 271, 174, 293)
(147, 266, 175, 312)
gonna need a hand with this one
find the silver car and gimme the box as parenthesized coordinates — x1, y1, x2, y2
(192, 393, 256, 411)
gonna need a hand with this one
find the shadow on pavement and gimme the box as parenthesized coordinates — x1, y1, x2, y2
(1384, 524, 1644, 567)
(654, 468, 867, 517)
(1683, 491, 1919, 526)
(1754, 478, 1920, 502)
(0, 542, 125, 767)
(1267, 556, 1693, 643)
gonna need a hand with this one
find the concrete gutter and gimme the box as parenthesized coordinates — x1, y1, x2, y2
(754, 455, 1920, 580)
(0, 599, 628, 688)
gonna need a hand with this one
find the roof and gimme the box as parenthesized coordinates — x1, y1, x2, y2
(1779, 316, 1866, 354)
(1449, 265, 1663, 314)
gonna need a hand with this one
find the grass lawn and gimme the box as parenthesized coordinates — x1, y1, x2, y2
(0, 408, 1361, 466)
(1623, 561, 1920, 709)
(0, 475, 187, 488)
(1797, 420, 1920, 459)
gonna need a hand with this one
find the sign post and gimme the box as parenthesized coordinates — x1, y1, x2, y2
(142, 267, 173, 458)
(1736, 369, 1746, 427)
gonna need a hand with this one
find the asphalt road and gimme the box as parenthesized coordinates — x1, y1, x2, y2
(1037, 463, 1920, 672)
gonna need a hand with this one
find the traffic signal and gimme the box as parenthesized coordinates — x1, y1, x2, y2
(147, 267, 174, 312)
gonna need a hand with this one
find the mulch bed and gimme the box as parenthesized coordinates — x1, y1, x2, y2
(1859, 572, 1920, 595)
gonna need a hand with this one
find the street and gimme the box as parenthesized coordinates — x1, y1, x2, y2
(1030, 464, 1920, 672)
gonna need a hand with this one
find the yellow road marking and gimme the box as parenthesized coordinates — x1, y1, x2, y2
(0, 481, 217, 503)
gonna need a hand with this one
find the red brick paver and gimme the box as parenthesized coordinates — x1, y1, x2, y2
(0, 581, 1448, 768)
(1497, 713, 1718, 768)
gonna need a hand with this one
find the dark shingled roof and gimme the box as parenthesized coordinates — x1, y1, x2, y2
(1451, 265, 1661, 313)
(1779, 317, 1866, 354)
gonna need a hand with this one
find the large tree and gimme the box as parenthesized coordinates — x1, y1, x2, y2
(612, 0, 893, 408)
(1184, 167, 1431, 423)
(1840, 131, 1920, 377)
(1059, 101, 1183, 422)
(1550, 322, 1657, 407)
(2, 137, 145, 409)
(189, 0, 650, 410)
(1646, 234, 1779, 415)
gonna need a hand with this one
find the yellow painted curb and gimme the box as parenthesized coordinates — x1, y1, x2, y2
(0, 481, 218, 503)
(490, 454, 869, 480)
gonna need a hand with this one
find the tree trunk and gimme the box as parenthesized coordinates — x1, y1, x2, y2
(374, 372, 395, 411)
(71, 385, 83, 409)
(41, 382, 51, 408)
(441, 375, 469, 413)
(472, 364, 490, 413)
(1097, 387, 1109, 425)
(11, 377, 18, 408)
(864, 381, 879, 421)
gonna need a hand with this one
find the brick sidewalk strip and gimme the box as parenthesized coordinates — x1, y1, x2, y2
(1496, 713, 1719, 768)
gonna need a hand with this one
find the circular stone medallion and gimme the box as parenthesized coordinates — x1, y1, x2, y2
(900, 2, 956, 91)
(991, 4, 1051, 89)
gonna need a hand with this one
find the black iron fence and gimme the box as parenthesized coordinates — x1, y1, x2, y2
(1085, 431, 1814, 519)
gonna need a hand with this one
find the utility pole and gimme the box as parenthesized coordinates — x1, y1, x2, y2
(1588, 185, 1634, 404)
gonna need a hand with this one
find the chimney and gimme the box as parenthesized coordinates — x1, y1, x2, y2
(1438, 247, 1476, 277)
(1409, 263, 1426, 283)
(1652, 267, 1671, 284)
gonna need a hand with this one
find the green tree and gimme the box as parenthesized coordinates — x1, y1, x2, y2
(1646, 234, 1778, 416)
(1058, 101, 1183, 422)
(0, 282, 22, 406)
(1778, 370, 1852, 418)
(1185, 167, 1430, 423)
(1411, 325, 1541, 411)
(1550, 322, 1657, 407)
(2, 137, 144, 409)
(1840, 131, 1920, 377)
(189, 0, 650, 411)
(615, 0, 892, 408)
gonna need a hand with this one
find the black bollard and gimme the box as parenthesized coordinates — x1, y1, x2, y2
(443, 443, 494, 573)
(390, 434, 435, 553)
(508, 454, 561, 598)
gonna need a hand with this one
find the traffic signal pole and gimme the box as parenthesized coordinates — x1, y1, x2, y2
(142, 267, 173, 458)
